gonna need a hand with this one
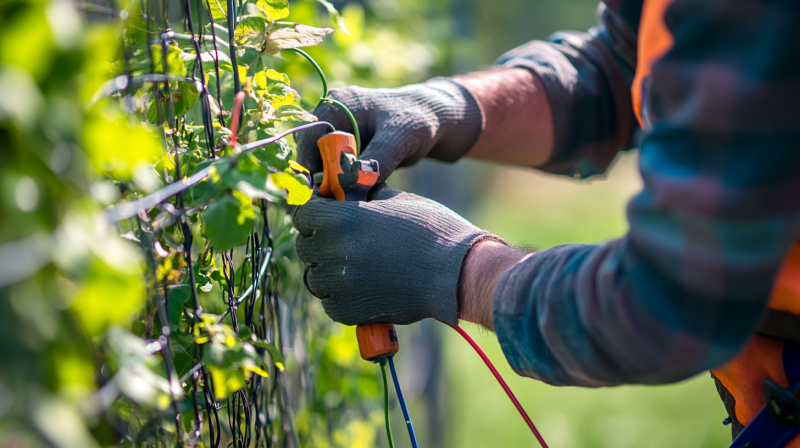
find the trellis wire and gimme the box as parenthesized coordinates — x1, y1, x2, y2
(119, 0, 318, 445)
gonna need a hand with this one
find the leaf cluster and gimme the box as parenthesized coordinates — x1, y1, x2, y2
(0, 0, 390, 447)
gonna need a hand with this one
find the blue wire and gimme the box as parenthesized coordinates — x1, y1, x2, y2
(388, 357, 419, 448)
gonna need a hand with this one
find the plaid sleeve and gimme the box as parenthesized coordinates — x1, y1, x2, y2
(495, 1, 642, 178)
(493, 0, 800, 387)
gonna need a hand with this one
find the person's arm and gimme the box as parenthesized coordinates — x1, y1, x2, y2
(452, 68, 555, 168)
(458, 241, 528, 330)
(458, 0, 800, 387)
(296, 1, 640, 182)
(451, 1, 641, 177)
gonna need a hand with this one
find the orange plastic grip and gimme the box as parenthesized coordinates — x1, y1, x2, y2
(356, 323, 399, 361)
(317, 131, 355, 201)
(317, 132, 379, 201)
(317, 131, 397, 362)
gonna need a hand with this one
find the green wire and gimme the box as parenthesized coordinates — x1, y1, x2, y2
(380, 359, 395, 448)
(284, 48, 361, 156)
(322, 98, 361, 156)
(285, 48, 328, 101)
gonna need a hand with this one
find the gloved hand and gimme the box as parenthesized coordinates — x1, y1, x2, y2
(295, 79, 483, 184)
(292, 185, 504, 326)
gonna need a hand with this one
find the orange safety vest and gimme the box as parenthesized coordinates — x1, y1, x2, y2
(634, 0, 800, 444)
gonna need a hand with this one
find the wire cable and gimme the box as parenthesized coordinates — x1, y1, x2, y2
(322, 98, 361, 156)
(379, 359, 395, 448)
(454, 325, 549, 448)
(388, 357, 418, 448)
(285, 48, 328, 102)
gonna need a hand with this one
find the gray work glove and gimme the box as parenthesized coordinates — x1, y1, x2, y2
(292, 185, 503, 326)
(295, 79, 483, 184)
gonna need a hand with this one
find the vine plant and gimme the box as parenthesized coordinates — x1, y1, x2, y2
(0, 0, 387, 445)
(102, 0, 366, 445)
(0, 0, 464, 445)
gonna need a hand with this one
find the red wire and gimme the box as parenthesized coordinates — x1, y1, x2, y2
(229, 90, 247, 146)
(454, 325, 549, 448)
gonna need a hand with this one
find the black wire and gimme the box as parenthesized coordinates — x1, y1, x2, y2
(200, 0, 226, 127)
(224, 0, 240, 94)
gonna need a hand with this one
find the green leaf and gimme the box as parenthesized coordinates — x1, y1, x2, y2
(182, 50, 228, 73)
(185, 159, 224, 207)
(71, 260, 144, 337)
(209, 269, 228, 291)
(266, 24, 334, 55)
(182, 50, 247, 81)
(151, 44, 186, 76)
(244, 363, 270, 377)
(219, 154, 269, 192)
(195, 269, 213, 292)
(236, 46, 262, 67)
(256, 0, 289, 20)
(275, 104, 316, 122)
(270, 172, 312, 205)
(84, 102, 163, 178)
(207, 365, 245, 399)
(107, 329, 174, 407)
(203, 194, 254, 251)
(251, 141, 290, 170)
(264, 69, 290, 84)
(166, 284, 192, 325)
(253, 340, 285, 370)
(146, 81, 197, 123)
(234, 16, 269, 47)
(254, 69, 290, 90)
(316, 0, 349, 34)
(147, 99, 160, 125)
(173, 81, 200, 118)
(185, 179, 222, 208)
(235, 180, 282, 202)
(205, 0, 227, 20)
(267, 81, 295, 98)
(237, 326, 252, 340)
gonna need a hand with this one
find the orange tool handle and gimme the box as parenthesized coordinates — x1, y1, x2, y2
(316, 132, 399, 362)
(317, 132, 379, 202)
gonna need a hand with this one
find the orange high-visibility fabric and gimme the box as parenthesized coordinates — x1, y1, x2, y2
(631, 0, 674, 128)
(711, 336, 788, 425)
(709, 244, 800, 446)
(632, 0, 800, 443)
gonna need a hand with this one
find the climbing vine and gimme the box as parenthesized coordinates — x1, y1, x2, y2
(0, 0, 387, 446)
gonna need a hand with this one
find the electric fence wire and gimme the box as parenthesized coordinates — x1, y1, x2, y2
(388, 357, 418, 448)
(285, 48, 361, 155)
(379, 359, 395, 448)
(106, 3, 372, 445)
(454, 325, 549, 448)
(110, 1, 299, 444)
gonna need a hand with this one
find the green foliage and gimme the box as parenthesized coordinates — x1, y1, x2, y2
(203, 194, 255, 251)
(0, 0, 388, 446)
(71, 259, 145, 337)
(84, 103, 163, 178)
(257, 0, 290, 20)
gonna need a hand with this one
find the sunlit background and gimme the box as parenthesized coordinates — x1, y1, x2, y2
(288, 0, 732, 446)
